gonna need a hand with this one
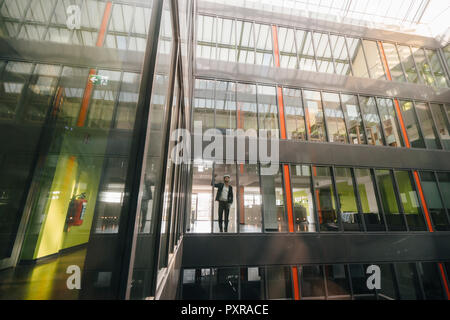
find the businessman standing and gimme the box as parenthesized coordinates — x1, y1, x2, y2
(213, 174, 234, 232)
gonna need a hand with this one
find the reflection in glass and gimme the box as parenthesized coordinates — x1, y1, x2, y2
(425, 49, 448, 88)
(215, 80, 237, 132)
(197, 15, 217, 60)
(334, 167, 363, 231)
(236, 20, 255, 64)
(239, 164, 262, 233)
(290, 165, 316, 232)
(417, 262, 446, 300)
(266, 266, 293, 300)
(182, 268, 212, 300)
(429, 103, 450, 150)
(213, 164, 237, 233)
(375, 169, 406, 231)
(236, 82, 257, 135)
(341, 94, 365, 144)
(354, 168, 385, 231)
(324, 264, 351, 298)
(349, 264, 377, 299)
(376, 98, 403, 147)
(303, 90, 326, 142)
(254, 23, 273, 66)
(359, 96, 384, 146)
(322, 92, 348, 143)
(313, 166, 339, 232)
(419, 171, 449, 231)
(211, 268, 239, 300)
(257, 85, 279, 138)
(313, 32, 334, 73)
(362, 40, 385, 80)
(397, 45, 419, 84)
(193, 78, 215, 133)
(241, 267, 265, 300)
(437, 172, 450, 222)
(382, 42, 406, 82)
(283, 87, 306, 140)
(295, 30, 316, 72)
(377, 264, 399, 300)
(188, 160, 213, 233)
(347, 37, 369, 78)
(399, 100, 425, 148)
(394, 170, 426, 231)
(412, 47, 435, 86)
(300, 265, 325, 299)
(278, 27, 297, 69)
(330, 34, 351, 76)
(415, 102, 441, 149)
(217, 17, 237, 62)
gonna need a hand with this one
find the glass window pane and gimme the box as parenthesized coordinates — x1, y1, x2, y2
(239, 164, 262, 233)
(313, 166, 339, 232)
(266, 266, 293, 300)
(419, 171, 449, 231)
(236, 82, 257, 135)
(197, 15, 217, 60)
(213, 164, 237, 233)
(334, 167, 363, 231)
(304, 90, 326, 142)
(395, 263, 423, 300)
(324, 264, 351, 298)
(215, 80, 237, 132)
(417, 262, 446, 300)
(378, 264, 399, 300)
(283, 87, 306, 140)
(397, 45, 419, 84)
(330, 34, 351, 76)
(236, 21, 255, 64)
(257, 85, 279, 138)
(313, 32, 334, 73)
(217, 17, 236, 62)
(429, 103, 450, 150)
(415, 102, 441, 149)
(278, 27, 298, 69)
(182, 268, 211, 300)
(360, 96, 384, 146)
(296, 30, 316, 72)
(261, 165, 286, 232)
(254, 24, 273, 66)
(349, 264, 376, 299)
(193, 79, 215, 133)
(376, 98, 403, 147)
(291, 165, 316, 232)
(425, 49, 448, 88)
(322, 92, 348, 143)
(300, 265, 325, 299)
(354, 168, 385, 231)
(188, 160, 213, 233)
(375, 169, 406, 231)
(241, 267, 265, 300)
(412, 47, 435, 86)
(383, 42, 406, 82)
(341, 94, 365, 145)
(347, 37, 369, 78)
(394, 170, 426, 231)
(362, 40, 386, 80)
(114, 72, 140, 129)
(211, 268, 239, 300)
(399, 100, 425, 148)
(437, 172, 450, 215)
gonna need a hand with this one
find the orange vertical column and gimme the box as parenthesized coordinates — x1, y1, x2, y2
(379, 41, 449, 295)
(272, 25, 300, 300)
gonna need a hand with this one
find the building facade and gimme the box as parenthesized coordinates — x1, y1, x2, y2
(0, 0, 449, 300)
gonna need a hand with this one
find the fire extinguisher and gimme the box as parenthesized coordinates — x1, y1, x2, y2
(65, 192, 87, 231)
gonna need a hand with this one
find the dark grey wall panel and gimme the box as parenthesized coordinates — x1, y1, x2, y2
(182, 233, 450, 268)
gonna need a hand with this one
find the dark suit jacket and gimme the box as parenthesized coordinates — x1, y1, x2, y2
(213, 182, 233, 204)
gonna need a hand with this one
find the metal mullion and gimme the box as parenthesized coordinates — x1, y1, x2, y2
(323, 264, 329, 299)
(410, 100, 428, 149)
(15, 0, 33, 39)
(211, 162, 215, 234)
(270, 24, 276, 68)
(327, 32, 337, 74)
(375, 40, 387, 80)
(41, 0, 58, 41)
(309, 31, 320, 73)
(234, 18, 238, 61)
(371, 168, 389, 232)
(426, 101, 444, 150)
(391, 263, 403, 300)
(360, 39, 373, 79)
(390, 169, 410, 232)
(125, 5, 137, 50)
(292, 27, 302, 70)
(355, 94, 369, 145)
(410, 45, 425, 85)
(110, 71, 125, 128)
(252, 21, 256, 65)
(414, 262, 427, 300)
(258, 163, 266, 233)
(13, 63, 36, 123)
(318, 90, 330, 142)
(433, 171, 450, 227)
(351, 167, 367, 232)
(345, 264, 355, 300)
(338, 92, 351, 144)
(373, 97, 387, 146)
(437, 47, 450, 86)
(413, 169, 436, 232)
(310, 165, 321, 233)
(395, 42, 409, 83)
(330, 166, 344, 232)
(343, 35, 354, 76)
